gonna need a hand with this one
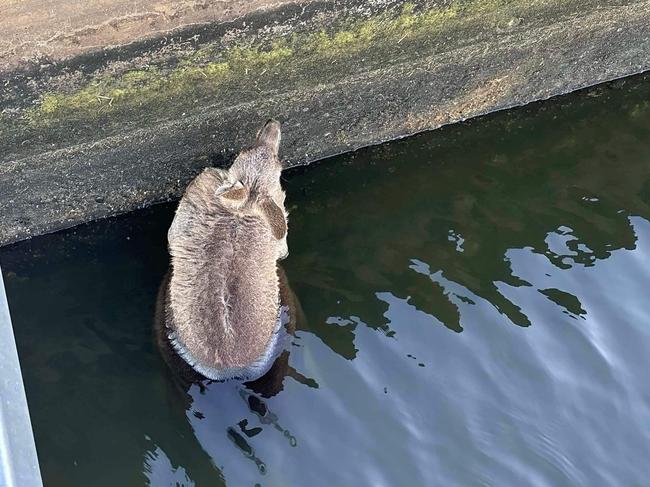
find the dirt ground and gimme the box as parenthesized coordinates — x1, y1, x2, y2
(0, 0, 306, 72)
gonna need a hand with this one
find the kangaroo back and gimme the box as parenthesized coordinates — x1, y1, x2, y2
(163, 120, 289, 381)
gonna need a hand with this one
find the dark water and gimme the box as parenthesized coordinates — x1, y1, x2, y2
(3, 73, 650, 487)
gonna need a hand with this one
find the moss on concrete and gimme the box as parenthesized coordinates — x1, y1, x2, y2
(20, 0, 562, 130)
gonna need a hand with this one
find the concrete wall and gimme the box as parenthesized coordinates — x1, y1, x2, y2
(1, 0, 649, 245)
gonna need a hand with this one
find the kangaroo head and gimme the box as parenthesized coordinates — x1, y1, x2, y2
(216, 119, 288, 244)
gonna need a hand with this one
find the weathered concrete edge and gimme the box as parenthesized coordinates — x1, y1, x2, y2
(1, 2, 649, 246)
(0, 267, 43, 486)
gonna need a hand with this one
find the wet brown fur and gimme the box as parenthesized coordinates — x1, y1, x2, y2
(154, 265, 302, 395)
(159, 120, 290, 380)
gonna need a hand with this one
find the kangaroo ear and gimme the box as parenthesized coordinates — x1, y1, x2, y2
(216, 180, 248, 201)
(260, 198, 287, 240)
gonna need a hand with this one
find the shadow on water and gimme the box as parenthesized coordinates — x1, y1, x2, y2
(1, 72, 650, 486)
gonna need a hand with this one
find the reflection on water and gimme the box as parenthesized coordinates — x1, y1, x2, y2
(2, 73, 650, 486)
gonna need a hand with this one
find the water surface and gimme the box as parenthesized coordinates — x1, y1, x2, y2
(2, 73, 650, 486)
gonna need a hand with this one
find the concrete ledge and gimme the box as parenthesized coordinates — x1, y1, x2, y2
(1, 0, 649, 245)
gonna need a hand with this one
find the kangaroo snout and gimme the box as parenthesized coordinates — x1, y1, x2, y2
(256, 119, 282, 155)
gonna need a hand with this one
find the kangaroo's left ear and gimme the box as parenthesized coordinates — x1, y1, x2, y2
(216, 180, 248, 201)
(260, 197, 287, 240)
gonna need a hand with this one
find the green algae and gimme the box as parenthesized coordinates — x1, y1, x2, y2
(19, 0, 564, 129)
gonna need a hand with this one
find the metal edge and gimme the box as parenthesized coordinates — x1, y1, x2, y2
(0, 267, 43, 487)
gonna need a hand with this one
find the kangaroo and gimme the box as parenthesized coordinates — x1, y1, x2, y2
(157, 120, 291, 383)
